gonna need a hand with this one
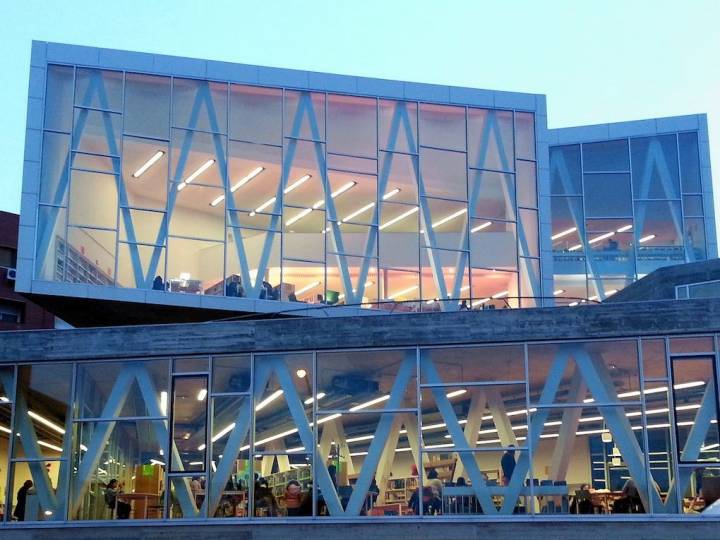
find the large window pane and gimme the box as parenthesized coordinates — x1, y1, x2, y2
(583, 173, 632, 217)
(69, 170, 118, 229)
(419, 103, 466, 152)
(74, 68, 123, 111)
(229, 84, 282, 145)
(40, 131, 70, 206)
(65, 227, 116, 285)
(168, 183, 225, 241)
(420, 147, 467, 201)
(124, 73, 171, 140)
(550, 145, 582, 195)
(167, 237, 224, 295)
(582, 140, 629, 172)
(285, 91, 325, 140)
(35, 205, 67, 281)
(635, 200, 684, 274)
(72, 108, 121, 156)
(379, 100, 417, 154)
(171, 376, 208, 472)
(281, 260, 325, 303)
(226, 227, 281, 294)
(678, 132, 701, 193)
(468, 109, 513, 171)
(44, 65, 74, 132)
(470, 170, 515, 221)
(469, 219, 517, 271)
(631, 135, 680, 199)
(328, 94, 377, 157)
(228, 141, 281, 213)
(122, 136, 169, 210)
(514, 112, 535, 161)
(173, 78, 227, 133)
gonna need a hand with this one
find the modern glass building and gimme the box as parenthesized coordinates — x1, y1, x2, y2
(549, 117, 716, 305)
(4, 41, 720, 535)
(15, 42, 550, 325)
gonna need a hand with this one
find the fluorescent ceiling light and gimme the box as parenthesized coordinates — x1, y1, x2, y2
(432, 208, 467, 228)
(568, 244, 583, 252)
(150, 459, 165, 466)
(606, 289, 618, 296)
(160, 392, 168, 416)
(346, 434, 375, 443)
(338, 281, 374, 300)
(286, 207, 313, 227)
(380, 207, 418, 230)
(471, 221, 493, 233)
(132, 151, 164, 178)
(460, 285, 470, 292)
(183, 159, 215, 186)
(551, 226, 577, 240)
(256, 389, 284, 411)
(588, 231, 615, 245)
(232, 166, 265, 193)
(446, 389, 467, 399)
(491, 290, 509, 299)
(251, 196, 277, 215)
(312, 181, 357, 209)
(304, 392, 326, 405)
(388, 285, 418, 300)
(342, 202, 375, 223)
(553, 289, 565, 296)
(0, 425, 11, 434)
(210, 194, 225, 207)
(189, 461, 204, 466)
(616, 224, 633, 233)
(38, 441, 64, 453)
(295, 281, 321, 296)
(197, 389, 207, 401)
(349, 395, 390, 412)
(639, 234, 656, 243)
(284, 174, 312, 194)
(588, 295, 599, 302)
(28, 411, 65, 435)
(471, 297, 490, 307)
(569, 301, 579, 306)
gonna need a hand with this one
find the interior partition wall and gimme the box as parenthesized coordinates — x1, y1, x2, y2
(550, 129, 715, 305)
(1, 334, 719, 523)
(30, 64, 541, 311)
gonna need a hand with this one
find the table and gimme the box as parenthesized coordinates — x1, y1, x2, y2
(590, 491, 623, 513)
(118, 492, 161, 519)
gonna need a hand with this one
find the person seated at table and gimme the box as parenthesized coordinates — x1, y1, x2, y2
(284, 480, 303, 516)
(409, 486, 442, 516)
(105, 479, 131, 519)
(254, 478, 280, 517)
(570, 483, 594, 514)
(427, 467, 443, 498)
(613, 478, 644, 513)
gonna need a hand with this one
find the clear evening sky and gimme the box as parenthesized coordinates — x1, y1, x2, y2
(1, 0, 718, 231)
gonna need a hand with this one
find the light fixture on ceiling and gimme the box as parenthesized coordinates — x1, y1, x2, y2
(338, 188, 400, 224)
(284, 174, 312, 194)
(197, 389, 207, 401)
(491, 290, 509, 299)
(551, 226, 577, 240)
(349, 395, 390, 412)
(28, 411, 66, 435)
(251, 196, 277, 216)
(177, 158, 215, 191)
(256, 389, 284, 412)
(160, 391, 168, 416)
(312, 181, 357, 209)
(616, 224, 633, 233)
(132, 150, 165, 178)
(639, 234, 656, 243)
(471, 297, 491, 307)
(209, 165, 266, 207)
(338, 280, 374, 300)
(304, 392, 326, 405)
(553, 289, 565, 296)
(432, 208, 467, 229)
(380, 206, 419, 230)
(568, 243, 583, 251)
(446, 389, 467, 399)
(295, 281, 321, 296)
(387, 285, 418, 300)
(286, 207, 313, 227)
(471, 221, 493, 233)
(296, 369, 307, 379)
(588, 231, 615, 245)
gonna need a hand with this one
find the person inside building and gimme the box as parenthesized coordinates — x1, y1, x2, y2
(409, 486, 442, 516)
(613, 478, 645, 513)
(283, 480, 303, 516)
(427, 468, 444, 498)
(501, 445, 516, 485)
(570, 483, 595, 514)
(13, 480, 33, 521)
(105, 479, 131, 519)
(152, 275, 164, 291)
(254, 477, 279, 517)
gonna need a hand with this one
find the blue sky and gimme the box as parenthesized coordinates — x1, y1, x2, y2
(1, 0, 718, 225)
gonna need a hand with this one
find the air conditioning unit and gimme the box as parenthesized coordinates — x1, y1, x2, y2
(6, 268, 16, 281)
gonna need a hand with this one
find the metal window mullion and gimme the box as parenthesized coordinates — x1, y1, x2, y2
(60, 66, 78, 283)
(578, 141, 592, 300)
(626, 135, 641, 284)
(279, 88, 285, 294)
(416, 345, 423, 517)
(311, 350, 317, 517)
(201, 360, 210, 519)
(112, 71, 127, 287)
(664, 336, 683, 513)
(248, 351, 256, 519)
(222, 83, 230, 296)
(511, 111, 521, 307)
(3, 365, 17, 524)
(524, 342, 535, 514)
(636, 338, 655, 514)
(323, 92, 328, 302)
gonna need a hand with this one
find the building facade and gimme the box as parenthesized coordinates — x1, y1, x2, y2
(15, 42, 551, 325)
(549, 118, 716, 305)
(0, 299, 719, 528)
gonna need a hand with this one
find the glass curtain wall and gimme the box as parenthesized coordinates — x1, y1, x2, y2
(34, 64, 540, 311)
(1, 335, 719, 523)
(550, 133, 708, 305)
